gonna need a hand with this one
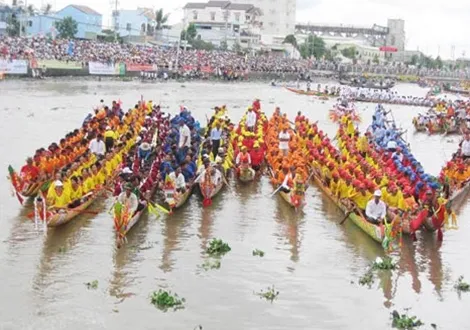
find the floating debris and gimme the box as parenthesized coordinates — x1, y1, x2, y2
(252, 249, 265, 257)
(359, 269, 374, 287)
(372, 256, 396, 270)
(85, 280, 99, 290)
(455, 276, 470, 292)
(255, 285, 279, 302)
(206, 238, 231, 256)
(391, 310, 424, 329)
(200, 259, 221, 271)
(150, 289, 185, 311)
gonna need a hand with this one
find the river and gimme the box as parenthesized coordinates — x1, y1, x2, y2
(0, 80, 468, 330)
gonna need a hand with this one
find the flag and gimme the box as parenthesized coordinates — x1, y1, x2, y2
(67, 41, 74, 56)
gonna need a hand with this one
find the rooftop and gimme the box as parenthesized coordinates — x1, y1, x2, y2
(184, 1, 258, 12)
(66, 4, 101, 16)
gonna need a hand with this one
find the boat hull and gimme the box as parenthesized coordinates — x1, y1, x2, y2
(238, 167, 255, 182)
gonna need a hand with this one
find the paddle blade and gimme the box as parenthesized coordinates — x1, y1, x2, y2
(154, 203, 170, 214)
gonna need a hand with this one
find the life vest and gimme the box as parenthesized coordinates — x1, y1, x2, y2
(239, 153, 250, 164)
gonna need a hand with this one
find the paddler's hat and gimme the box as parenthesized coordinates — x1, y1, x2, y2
(140, 142, 151, 151)
(122, 167, 133, 174)
(106, 126, 111, 130)
(374, 190, 382, 197)
(254, 142, 260, 148)
(218, 147, 225, 153)
(54, 180, 63, 187)
(241, 146, 247, 151)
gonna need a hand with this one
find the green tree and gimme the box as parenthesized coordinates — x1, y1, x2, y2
(6, 12, 23, 36)
(299, 35, 326, 59)
(54, 16, 78, 39)
(373, 54, 380, 64)
(181, 23, 197, 41)
(191, 37, 215, 50)
(341, 46, 357, 59)
(27, 4, 36, 16)
(232, 41, 242, 52)
(43, 3, 52, 15)
(410, 54, 419, 65)
(219, 40, 228, 50)
(155, 8, 169, 30)
(282, 34, 297, 49)
(435, 56, 443, 69)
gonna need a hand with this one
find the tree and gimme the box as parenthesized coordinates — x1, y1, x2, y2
(341, 46, 357, 59)
(232, 41, 242, 53)
(410, 54, 419, 66)
(155, 8, 169, 30)
(27, 4, 35, 16)
(191, 37, 215, 50)
(219, 40, 228, 51)
(282, 34, 297, 49)
(55, 16, 78, 39)
(299, 35, 326, 59)
(181, 23, 197, 41)
(435, 56, 443, 69)
(373, 54, 380, 64)
(43, 3, 52, 15)
(6, 13, 21, 36)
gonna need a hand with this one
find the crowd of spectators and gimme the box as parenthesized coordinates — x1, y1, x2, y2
(1, 36, 470, 79)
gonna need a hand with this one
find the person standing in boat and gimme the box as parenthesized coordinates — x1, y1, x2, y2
(89, 133, 106, 157)
(178, 119, 191, 155)
(278, 126, 291, 156)
(169, 167, 187, 193)
(117, 183, 140, 217)
(236, 146, 251, 173)
(459, 133, 470, 160)
(306, 81, 311, 92)
(245, 107, 257, 132)
(104, 126, 117, 151)
(210, 121, 223, 158)
(365, 190, 387, 224)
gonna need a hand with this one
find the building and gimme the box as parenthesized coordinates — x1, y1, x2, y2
(230, 0, 295, 45)
(112, 8, 155, 41)
(183, 1, 262, 48)
(27, 4, 102, 39)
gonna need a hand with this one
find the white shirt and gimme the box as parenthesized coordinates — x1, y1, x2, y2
(178, 124, 191, 148)
(365, 199, 387, 220)
(169, 171, 186, 189)
(278, 131, 290, 150)
(210, 127, 222, 141)
(462, 139, 470, 156)
(212, 169, 222, 183)
(89, 138, 106, 155)
(246, 111, 257, 127)
(386, 140, 397, 150)
(117, 192, 138, 215)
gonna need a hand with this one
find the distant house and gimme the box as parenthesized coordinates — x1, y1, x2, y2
(112, 8, 155, 38)
(27, 4, 102, 40)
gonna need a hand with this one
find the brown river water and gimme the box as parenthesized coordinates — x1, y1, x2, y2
(0, 80, 468, 330)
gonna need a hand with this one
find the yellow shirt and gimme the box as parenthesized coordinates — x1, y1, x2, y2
(93, 171, 106, 186)
(353, 191, 371, 209)
(50, 190, 71, 208)
(83, 177, 95, 194)
(69, 185, 83, 201)
(104, 130, 118, 140)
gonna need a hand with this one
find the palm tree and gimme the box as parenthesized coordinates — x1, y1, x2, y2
(27, 4, 35, 16)
(155, 8, 169, 30)
(43, 3, 52, 15)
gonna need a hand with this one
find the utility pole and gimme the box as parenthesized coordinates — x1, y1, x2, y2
(110, 0, 120, 41)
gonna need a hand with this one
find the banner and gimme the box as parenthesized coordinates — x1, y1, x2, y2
(37, 60, 83, 69)
(126, 63, 158, 72)
(0, 59, 28, 74)
(88, 62, 126, 75)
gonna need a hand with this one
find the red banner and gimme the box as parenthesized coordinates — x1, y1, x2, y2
(380, 46, 398, 52)
(201, 66, 213, 73)
(126, 63, 158, 72)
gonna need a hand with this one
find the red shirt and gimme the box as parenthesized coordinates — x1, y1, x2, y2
(250, 149, 264, 166)
(20, 164, 39, 181)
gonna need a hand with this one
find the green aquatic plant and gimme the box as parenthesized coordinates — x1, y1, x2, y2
(373, 256, 396, 270)
(85, 280, 99, 290)
(58, 246, 67, 253)
(206, 238, 231, 256)
(200, 259, 221, 271)
(359, 269, 375, 287)
(150, 289, 185, 310)
(391, 310, 423, 329)
(255, 285, 279, 302)
(455, 276, 470, 292)
(252, 249, 265, 257)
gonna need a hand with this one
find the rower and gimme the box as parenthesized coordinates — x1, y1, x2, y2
(280, 166, 294, 193)
(250, 142, 264, 171)
(20, 157, 40, 182)
(215, 147, 225, 165)
(117, 183, 140, 217)
(138, 142, 152, 164)
(236, 146, 251, 171)
(392, 147, 404, 163)
(169, 167, 187, 193)
(48, 180, 71, 211)
(365, 190, 387, 224)
(104, 126, 117, 151)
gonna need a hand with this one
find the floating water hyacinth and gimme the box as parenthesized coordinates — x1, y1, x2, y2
(206, 238, 231, 256)
(391, 310, 424, 329)
(252, 249, 265, 257)
(150, 289, 185, 311)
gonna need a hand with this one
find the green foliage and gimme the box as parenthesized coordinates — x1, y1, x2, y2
(55, 16, 78, 39)
(232, 41, 242, 53)
(341, 46, 357, 59)
(255, 285, 279, 302)
(219, 40, 228, 51)
(181, 23, 197, 41)
(200, 259, 221, 271)
(150, 289, 185, 310)
(409, 55, 419, 65)
(101, 29, 123, 43)
(252, 249, 265, 257)
(299, 35, 326, 59)
(359, 269, 374, 287)
(372, 256, 396, 270)
(283, 34, 297, 49)
(6, 12, 23, 37)
(58, 246, 67, 253)
(455, 276, 470, 292)
(155, 8, 169, 30)
(373, 54, 380, 64)
(206, 238, 231, 256)
(85, 280, 99, 289)
(190, 38, 215, 51)
(391, 310, 424, 329)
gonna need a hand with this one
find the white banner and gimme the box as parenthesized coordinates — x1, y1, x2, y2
(0, 59, 28, 74)
(88, 62, 125, 75)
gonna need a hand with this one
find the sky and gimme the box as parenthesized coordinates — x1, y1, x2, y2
(17, 0, 470, 59)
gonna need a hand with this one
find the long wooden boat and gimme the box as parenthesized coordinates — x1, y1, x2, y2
(312, 172, 385, 242)
(164, 184, 194, 210)
(285, 87, 331, 97)
(443, 84, 470, 95)
(340, 80, 395, 90)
